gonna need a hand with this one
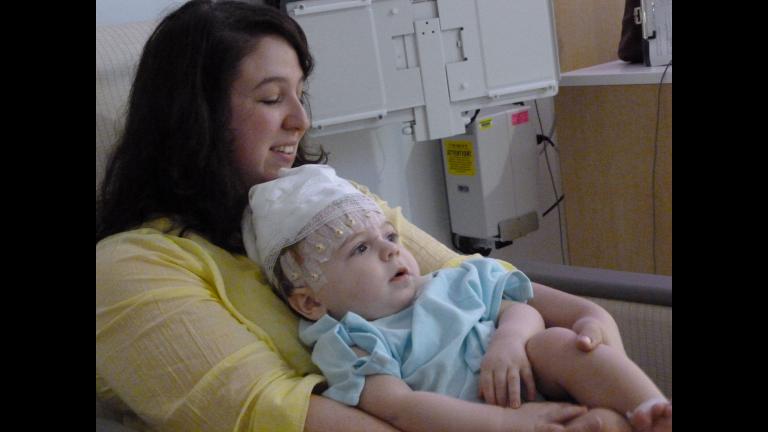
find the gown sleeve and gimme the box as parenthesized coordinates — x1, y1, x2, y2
(300, 314, 402, 407)
(457, 258, 535, 323)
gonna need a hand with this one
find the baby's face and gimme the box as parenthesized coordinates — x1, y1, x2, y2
(313, 221, 425, 321)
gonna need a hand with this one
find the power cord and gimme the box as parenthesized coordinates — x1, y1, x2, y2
(468, 109, 480, 125)
(534, 100, 567, 265)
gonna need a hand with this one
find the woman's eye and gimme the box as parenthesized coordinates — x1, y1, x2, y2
(261, 96, 281, 105)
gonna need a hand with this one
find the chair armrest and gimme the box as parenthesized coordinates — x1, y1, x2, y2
(513, 259, 671, 306)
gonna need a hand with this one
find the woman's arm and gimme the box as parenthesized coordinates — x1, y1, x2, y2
(358, 374, 588, 432)
(305, 394, 400, 432)
(97, 231, 325, 431)
(527, 282, 625, 353)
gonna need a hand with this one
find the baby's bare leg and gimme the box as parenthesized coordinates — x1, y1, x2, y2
(526, 327, 670, 431)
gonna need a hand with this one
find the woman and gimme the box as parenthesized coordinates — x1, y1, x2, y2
(96, 1, 631, 431)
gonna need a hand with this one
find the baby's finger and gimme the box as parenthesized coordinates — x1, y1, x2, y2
(575, 321, 605, 352)
(576, 331, 601, 352)
(479, 369, 496, 405)
(520, 367, 537, 401)
(506, 369, 521, 408)
(494, 370, 509, 407)
(576, 335, 592, 351)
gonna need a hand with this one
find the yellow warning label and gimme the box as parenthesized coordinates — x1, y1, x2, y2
(478, 118, 493, 131)
(443, 139, 475, 176)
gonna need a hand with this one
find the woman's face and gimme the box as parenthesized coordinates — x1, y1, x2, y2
(229, 35, 309, 187)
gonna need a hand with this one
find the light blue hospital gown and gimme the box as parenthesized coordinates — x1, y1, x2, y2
(299, 258, 533, 406)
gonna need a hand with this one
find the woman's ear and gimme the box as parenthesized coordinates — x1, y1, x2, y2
(287, 286, 327, 321)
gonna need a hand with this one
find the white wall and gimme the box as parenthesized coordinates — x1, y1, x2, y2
(96, 0, 187, 25)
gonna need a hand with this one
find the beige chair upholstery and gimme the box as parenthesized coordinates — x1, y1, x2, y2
(96, 21, 156, 196)
(587, 296, 671, 397)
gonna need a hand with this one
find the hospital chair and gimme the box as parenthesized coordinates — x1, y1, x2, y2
(96, 20, 671, 431)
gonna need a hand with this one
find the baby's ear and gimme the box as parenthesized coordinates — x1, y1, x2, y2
(287, 286, 327, 321)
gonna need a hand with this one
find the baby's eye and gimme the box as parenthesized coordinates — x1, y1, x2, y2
(352, 243, 368, 256)
(386, 232, 399, 243)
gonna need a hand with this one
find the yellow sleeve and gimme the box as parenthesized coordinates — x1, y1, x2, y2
(96, 227, 324, 432)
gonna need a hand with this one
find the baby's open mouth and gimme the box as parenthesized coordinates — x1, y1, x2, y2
(391, 268, 409, 281)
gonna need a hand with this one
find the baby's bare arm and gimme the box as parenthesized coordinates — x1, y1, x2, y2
(480, 301, 545, 407)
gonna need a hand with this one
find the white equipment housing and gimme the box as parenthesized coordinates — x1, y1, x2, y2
(442, 105, 539, 242)
(286, 0, 560, 142)
(639, 0, 672, 66)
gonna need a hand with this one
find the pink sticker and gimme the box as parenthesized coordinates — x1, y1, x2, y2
(511, 111, 529, 125)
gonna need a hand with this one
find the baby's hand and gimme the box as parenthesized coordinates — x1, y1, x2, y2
(478, 334, 536, 408)
(572, 317, 606, 352)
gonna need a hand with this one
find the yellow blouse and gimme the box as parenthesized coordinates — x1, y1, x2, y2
(96, 182, 471, 431)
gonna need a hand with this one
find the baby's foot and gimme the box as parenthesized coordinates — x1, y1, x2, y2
(627, 398, 671, 432)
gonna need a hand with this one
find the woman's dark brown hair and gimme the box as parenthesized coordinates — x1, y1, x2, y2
(96, 0, 326, 252)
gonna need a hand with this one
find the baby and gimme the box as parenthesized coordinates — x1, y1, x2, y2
(242, 164, 671, 432)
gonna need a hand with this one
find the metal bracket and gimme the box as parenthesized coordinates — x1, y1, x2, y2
(291, 0, 371, 16)
(498, 211, 539, 242)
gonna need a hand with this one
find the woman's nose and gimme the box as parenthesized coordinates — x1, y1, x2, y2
(283, 95, 310, 133)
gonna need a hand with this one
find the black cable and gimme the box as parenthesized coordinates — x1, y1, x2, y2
(543, 143, 566, 265)
(534, 99, 567, 265)
(542, 194, 564, 218)
(468, 109, 480, 125)
(534, 100, 545, 137)
(536, 134, 557, 149)
(534, 101, 558, 154)
(651, 59, 672, 274)
(536, 134, 564, 216)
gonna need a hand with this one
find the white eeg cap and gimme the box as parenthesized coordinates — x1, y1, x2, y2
(242, 164, 383, 291)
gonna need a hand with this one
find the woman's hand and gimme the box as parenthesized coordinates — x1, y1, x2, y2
(509, 403, 631, 432)
(479, 333, 537, 408)
(499, 401, 589, 432)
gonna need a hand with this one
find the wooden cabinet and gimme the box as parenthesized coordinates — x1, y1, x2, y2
(555, 62, 671, 275)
